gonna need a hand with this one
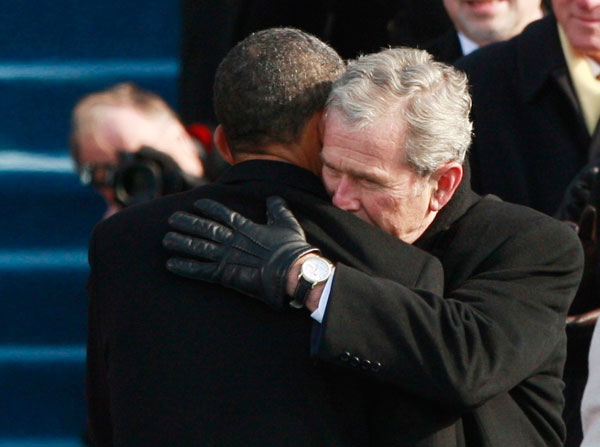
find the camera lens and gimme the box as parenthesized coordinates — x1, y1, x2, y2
(114, 162, 162, 206)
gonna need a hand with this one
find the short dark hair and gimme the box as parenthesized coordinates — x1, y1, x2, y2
(214, 27, 344, 155)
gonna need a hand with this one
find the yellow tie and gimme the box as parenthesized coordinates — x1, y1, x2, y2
(559, 27, 600, 135)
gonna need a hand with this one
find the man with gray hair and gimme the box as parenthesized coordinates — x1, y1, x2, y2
(165, 47, 584, 446)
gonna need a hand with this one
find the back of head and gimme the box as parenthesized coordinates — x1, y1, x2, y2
(214, 27, 345, 155)
(327, 47, 472, 177)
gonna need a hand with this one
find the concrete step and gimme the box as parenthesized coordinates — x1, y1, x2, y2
(0, 346, 86, 439)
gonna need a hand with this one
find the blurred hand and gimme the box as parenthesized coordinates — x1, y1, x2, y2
(567, 205, 600, 326)
(556, 164, 600, 225)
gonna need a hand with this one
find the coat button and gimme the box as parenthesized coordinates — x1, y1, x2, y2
(349, 356, 360, 367)
(340, 352, 351, 362)
(371, 362, 382, 373)
(361, 359, 372, 370)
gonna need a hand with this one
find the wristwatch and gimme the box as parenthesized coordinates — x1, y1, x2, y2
(290, 255, 335, 309)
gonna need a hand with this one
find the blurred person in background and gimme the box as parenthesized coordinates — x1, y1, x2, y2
(426, 0, 549, 63)
(70, 83, 224, 219)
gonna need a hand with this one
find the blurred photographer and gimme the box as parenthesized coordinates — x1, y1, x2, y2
(70, 83, 223, 219)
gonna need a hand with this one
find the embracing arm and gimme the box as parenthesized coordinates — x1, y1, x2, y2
(161, 197, 582, 409)
(313, 216, 583, 409)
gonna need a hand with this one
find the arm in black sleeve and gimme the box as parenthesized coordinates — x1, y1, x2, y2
(313, 214, 584, 410)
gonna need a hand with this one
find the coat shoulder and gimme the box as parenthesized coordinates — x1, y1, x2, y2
(460, 195, 582, 257)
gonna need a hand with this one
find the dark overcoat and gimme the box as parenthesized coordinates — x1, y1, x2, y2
(312, 174, 584, 446)
(455, 15, 600, 217)
(86, 160, 445, 446)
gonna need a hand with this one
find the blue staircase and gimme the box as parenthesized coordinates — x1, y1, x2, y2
(0, 2, 180, 445)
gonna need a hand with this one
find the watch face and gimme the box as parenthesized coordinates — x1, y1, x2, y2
(301, 257, 332, 283)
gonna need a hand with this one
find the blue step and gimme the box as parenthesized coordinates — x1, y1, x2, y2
(1, 0, 181, 442)
(0, 439, 83, 447)
(0, 165, 105, 249)
(0, 0, 179, 60)
(0, 346, 86, 439)
(0, 254, 88, 345)
(0, 62, 178, 151)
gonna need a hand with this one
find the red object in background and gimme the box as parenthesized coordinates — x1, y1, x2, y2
(187, 123, 213, 153)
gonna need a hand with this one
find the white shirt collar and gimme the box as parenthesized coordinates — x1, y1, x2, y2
(457, 32, 480, 56)
(587, 57, 600, 78)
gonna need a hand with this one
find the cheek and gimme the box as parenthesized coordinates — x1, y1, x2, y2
(322, 172, 338, 197)
(367, 193, 401, 225)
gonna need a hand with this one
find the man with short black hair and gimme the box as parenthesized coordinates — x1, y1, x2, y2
(86, 29, 443, 446)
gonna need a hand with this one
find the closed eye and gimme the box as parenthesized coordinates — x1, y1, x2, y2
(323, 164, 341, 178)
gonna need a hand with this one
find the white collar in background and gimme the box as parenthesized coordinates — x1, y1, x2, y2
(457, 32, 480, 56)
(587, 57, 600, 78)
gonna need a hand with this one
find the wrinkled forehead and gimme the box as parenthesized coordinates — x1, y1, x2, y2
(321, 109, 408, 171)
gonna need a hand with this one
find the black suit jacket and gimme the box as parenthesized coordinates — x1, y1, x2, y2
(312, 178, 584, 446)
(424, 29, 463, 64)
(455, 15, 600, 217)
(86, 160, 445, 446)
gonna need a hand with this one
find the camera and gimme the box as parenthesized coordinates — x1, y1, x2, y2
(79, 146, 204, 207)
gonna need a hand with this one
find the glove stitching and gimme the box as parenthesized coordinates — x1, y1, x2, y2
(230, 241, 264, 259)
(236, 230, 271, 252)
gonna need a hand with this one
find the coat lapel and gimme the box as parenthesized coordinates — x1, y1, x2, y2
(517, 15, 592, 157)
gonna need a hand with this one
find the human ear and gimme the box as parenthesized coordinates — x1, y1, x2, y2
(214, 125, 234, 165)
(317, 110, 326, 145)
(430, 162, 464, 211)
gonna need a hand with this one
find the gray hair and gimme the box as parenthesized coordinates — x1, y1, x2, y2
(326, 48, 472, 177)
(214, 27, 344, 155)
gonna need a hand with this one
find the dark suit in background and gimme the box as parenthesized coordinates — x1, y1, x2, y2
(178, 0, 451, 124)
(86, 160, 446, 446)
(424, 30, 463, 64)
(455, 15, 599, 445)
(455, 15, 599, 216)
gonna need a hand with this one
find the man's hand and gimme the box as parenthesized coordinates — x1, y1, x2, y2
(567, 205, 600, 322)
(162, 196, 318, 309)
(556, 163, 600, 225)
(557, 163, 600, 326)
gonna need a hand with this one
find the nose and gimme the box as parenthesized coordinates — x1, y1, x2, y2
(331, 176, 360, 212)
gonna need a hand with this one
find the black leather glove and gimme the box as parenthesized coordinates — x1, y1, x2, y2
(555, 164, 600, 224)
(163, 196, 318, 309)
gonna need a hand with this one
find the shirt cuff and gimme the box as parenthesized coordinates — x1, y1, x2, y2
(310, 268, 335, 323)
